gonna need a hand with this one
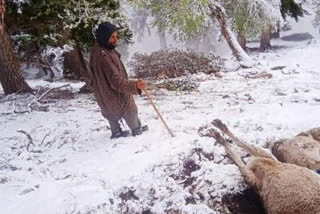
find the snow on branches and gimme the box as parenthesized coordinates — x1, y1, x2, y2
(310, 0, 320, 29)
(61, 0, 131, 41)
(223, 0, 282, 39)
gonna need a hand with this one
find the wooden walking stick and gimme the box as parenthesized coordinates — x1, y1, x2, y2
(143, 89, 174, 137)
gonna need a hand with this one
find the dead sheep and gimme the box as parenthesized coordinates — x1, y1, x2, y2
(271, 127, 320, 170)
(199, 119, 320, 214)
(299, 127, 320, 142)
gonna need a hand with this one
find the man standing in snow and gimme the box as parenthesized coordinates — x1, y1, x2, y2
(89, 22, 148, 139)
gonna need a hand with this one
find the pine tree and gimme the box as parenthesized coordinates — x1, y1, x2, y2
(280, 0, 304, 21)
(6, 0, 132, 82)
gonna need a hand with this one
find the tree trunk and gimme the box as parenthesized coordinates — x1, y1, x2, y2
(63, 45, 93, 93)
(237, 32, 247, 51)
(186, 37, 200, 52)
(158, 30, 168, 49)
(260, 24, 272, 51)
(0, 27, 32, 94)
(201, 27, 212, 55)
(208, 3, 255, 68)
(63, 45, 88, 81)
(271, 22, 280, 39)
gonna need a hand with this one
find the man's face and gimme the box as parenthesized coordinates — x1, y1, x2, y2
(108, 31, 118, 46)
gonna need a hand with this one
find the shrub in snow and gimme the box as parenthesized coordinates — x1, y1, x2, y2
(129, 49, 223, 79)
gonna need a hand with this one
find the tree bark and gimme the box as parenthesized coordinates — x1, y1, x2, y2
(63, 45, 93, 93)
(237, 32, 247, 51)
(0, 3, 32, 95)
(208, 3, 255, 68)
(63, 45, 88, 81)
(260, 24, 272, 51)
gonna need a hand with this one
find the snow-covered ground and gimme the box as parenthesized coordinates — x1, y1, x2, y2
(1, 32, 320, 213)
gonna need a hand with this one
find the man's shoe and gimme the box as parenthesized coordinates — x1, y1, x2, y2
(132, 127, 142, 137)
(132, 125, 149, 137)
(110, 130, 130, 139)
(141, 125, 149, 132)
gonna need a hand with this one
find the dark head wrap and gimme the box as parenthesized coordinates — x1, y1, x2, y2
(95, 22, 117, 49)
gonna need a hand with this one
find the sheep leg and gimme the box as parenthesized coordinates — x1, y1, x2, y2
(212, 119, 277, 160)
(209, 129, 259, 187)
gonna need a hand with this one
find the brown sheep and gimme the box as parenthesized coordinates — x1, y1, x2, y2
(199, 119, 320, 214)
(271, 127, 320, 170)
(299, 127, 320, 141)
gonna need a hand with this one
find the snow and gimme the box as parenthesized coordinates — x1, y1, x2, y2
(1, 17, 320, 214)
(41, 45, 73, 80)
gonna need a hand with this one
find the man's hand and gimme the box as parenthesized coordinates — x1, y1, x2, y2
(137, 79, 146, 90)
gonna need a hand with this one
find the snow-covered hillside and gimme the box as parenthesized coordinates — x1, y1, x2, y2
(1, 31, 320, 213)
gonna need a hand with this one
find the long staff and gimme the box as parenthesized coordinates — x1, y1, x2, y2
(143, 89, 174, 137)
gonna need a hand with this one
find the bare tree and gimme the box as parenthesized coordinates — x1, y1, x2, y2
(0, 0, 31, 94)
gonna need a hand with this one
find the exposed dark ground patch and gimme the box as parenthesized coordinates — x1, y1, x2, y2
(117, 150, 266, 214)
(281, 33, 313, 41)
(222, 187, 266, 214)
(246, 45, 288, 53)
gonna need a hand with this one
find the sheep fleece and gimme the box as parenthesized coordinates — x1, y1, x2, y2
(260, 162, 320, 214)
